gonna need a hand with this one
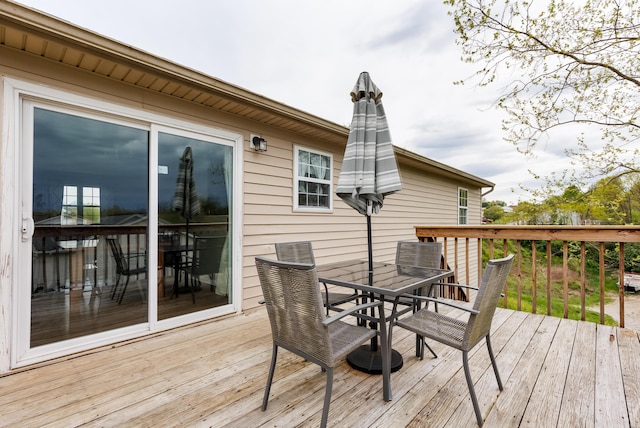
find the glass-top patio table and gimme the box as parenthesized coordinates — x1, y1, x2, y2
(316, 259, 453, 397)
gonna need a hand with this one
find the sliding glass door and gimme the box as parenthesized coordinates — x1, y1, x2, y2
(31, 106, 150, 347)
(16, 90, 238, 365)
(157, 131, 233, 320)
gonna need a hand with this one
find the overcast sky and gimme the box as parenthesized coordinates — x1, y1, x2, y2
(14, 0, 573, 205)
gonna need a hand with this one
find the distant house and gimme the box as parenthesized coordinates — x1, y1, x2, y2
(0, 1, 493, 372)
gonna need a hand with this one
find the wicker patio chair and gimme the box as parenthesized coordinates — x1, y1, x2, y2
(395, 240, 443, 359)
(393, 254, 514, 426)
(275, 241, 359, 314)
(255, 256, 389, 428)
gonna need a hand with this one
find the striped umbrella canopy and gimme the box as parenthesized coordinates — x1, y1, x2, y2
(336, 72, 402, 217)
(172, 146, 201, 221)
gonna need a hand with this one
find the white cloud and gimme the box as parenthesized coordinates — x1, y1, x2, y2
(14, 0, 576, 205)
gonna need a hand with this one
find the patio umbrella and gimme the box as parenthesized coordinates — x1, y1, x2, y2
(336, 72, 402, 373)
(173, 146, 201, 231)
(337, 71, 402, 273)
(172, 146, 201, 296)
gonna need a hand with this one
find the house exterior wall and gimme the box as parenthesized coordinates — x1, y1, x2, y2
(0, 12, 489, 371)
(242, 140, 485, 308)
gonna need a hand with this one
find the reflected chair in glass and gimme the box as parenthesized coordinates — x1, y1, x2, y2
(181, 235, 226, 304)
(107, 237, 147, 304)
(32, 236, 64, 293)
(395, 240, 443, 359)
(393, 254, 514, 426)
(275, 241, 359, 314)
(255, 256, 389, 428)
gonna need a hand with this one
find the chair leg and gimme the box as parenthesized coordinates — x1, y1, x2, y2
(463, 351, 484, 426)
(118, 276, 130, 304)
(321, 367, 333, 428)
(486, 334, 503, 390)
(111, 274, 121, 300)
(190, 274, 196, 304)
(417, 336, 437, 360)
(262, 344, 278, 411)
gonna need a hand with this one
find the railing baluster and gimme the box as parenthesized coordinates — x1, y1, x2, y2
(580, 241, 586, 321)
(454, 237, 459, 286)
(477, 238, 482, 285)
(517, 240, 522, 311)
(503, 239, 509, 308)
(619, 242, 625, 328)
(563, 240, 569, 319)
(465, 238, 470, 284)
(531, 241, 537, 314)
(443, 238, 449, 278)
(547, 241, 552, 316)
(599, 242, 605, 325)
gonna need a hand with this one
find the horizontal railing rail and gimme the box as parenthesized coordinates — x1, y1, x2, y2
(415, 225, 640, 328)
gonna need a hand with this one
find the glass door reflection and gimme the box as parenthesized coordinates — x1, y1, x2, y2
(31, 107, 149, 347)
(157, 132, 232, 320)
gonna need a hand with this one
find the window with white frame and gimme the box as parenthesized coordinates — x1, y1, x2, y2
(458, 187, 468, 225)
(294, 146, 332, 211)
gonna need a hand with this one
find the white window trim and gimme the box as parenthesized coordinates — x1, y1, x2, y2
(458, 187, 469, 225)
(293, 145, 333, 213)
(5, 77, 244, 368)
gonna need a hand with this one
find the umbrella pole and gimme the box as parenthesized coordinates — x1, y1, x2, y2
(366, 214, 378, 351)
(348, 216, 403, 373)
(367, 214, 373, 274)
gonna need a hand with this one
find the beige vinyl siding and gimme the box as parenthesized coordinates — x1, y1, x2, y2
(242, 144, 485, 308)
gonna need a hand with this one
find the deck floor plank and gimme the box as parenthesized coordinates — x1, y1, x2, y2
(479, 315, 560, 428)
(617, 328, 640, 428)
(438, 310, 533, 428)
(519, 316, 577, 427)
(556, 320, 597, 428)
(404, 309, 529, 428)
(0, 307, 635, 427)
(595, 326, 629, 426)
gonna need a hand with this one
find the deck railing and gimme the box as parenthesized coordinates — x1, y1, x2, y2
(414, 225, 640, 328)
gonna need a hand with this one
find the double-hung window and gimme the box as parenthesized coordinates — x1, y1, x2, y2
(294, 146, 332, 211)
(458, 187, 468, 225)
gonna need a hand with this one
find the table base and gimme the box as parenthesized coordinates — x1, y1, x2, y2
(347, 344, 403, 374)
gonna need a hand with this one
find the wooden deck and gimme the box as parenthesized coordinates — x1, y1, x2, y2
(1, 305, 639, 427)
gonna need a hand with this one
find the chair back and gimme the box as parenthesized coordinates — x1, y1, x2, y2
(464, 254, 514, 349)
(191, 235, 226, 275)
(275, 241, 315, 265)
(395, 241, 442, 268)
(107, 238, 128, 274)
(255, 256, 332, 363)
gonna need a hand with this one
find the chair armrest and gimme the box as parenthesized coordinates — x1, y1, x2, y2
(411, 296, 479, 315)
(322, 301, 381, 325)
(431, 282, 479, 291)
(126, 252, 146, 260)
